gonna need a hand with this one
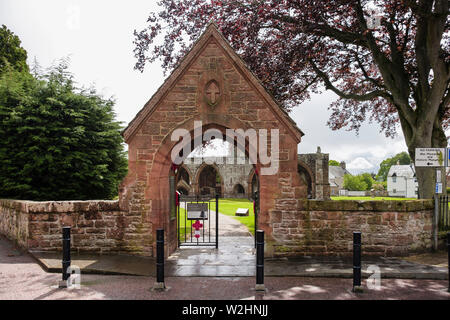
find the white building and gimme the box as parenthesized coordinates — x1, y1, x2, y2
(387, 165, 418, 198)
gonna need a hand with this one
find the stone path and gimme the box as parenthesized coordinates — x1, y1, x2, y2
(168, 209, 256, 276)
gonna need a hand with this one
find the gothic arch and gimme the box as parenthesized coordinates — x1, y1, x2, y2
(176, 164, 192, 185)
(119, 24, 305, 256)
(233, 183, 245, 197)
(297, 160, 315, 199)
(194, 162, 224, 197)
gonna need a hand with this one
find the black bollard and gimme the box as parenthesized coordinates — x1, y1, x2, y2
(59, 226, 71, 288)
(255, 230, 265, 291)
(156, 229, 164, 283)
(447, 232, 449, 293)
(352, 231, 363, 293)
(152, 228, 165, 290)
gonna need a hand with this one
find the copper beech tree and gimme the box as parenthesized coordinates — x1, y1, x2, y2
(133, 0, 449, 198)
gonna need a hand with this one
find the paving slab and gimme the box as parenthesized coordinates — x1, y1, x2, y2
(30, 251, 155, 276)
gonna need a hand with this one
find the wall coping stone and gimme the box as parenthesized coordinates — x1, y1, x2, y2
(301, 199, 434, 212)
(0, 199, 121, 213)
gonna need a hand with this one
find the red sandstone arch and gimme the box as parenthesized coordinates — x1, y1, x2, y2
(146, 117, 269, 253)
(119, 24, 305, 257)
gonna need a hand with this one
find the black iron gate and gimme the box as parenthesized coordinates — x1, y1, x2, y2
(177, 194, 219, 248)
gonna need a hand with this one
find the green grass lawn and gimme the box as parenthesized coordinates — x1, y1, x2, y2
(331, 196, 417, 201)
(210, 198, 255, 235)
(177, 207, 197, 241)
(177, 207, 188, 238)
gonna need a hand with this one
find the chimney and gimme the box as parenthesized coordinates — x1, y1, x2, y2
(340, 161, 346, 170)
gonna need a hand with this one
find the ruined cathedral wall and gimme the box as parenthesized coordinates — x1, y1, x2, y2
(182, 156, 253, 197)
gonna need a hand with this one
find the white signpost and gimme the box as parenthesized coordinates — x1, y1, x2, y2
(414, 148, 445, 167)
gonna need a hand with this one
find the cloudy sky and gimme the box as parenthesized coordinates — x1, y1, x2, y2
(1, 0, 411, 174)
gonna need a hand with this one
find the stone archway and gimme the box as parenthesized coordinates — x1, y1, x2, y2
(177, 165, 192, 185)
(233, 183, 245, 197)
(297, 160, 315, 199)
(248, 168, 259, 199)
(195, 163, 224, 197)
(119, 24, 305, 257)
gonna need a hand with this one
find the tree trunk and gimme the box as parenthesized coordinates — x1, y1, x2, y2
(415, 166, 436, 199)
(406, 120, 447, 199)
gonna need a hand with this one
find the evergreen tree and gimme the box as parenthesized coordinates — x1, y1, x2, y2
(0, 25, 29, 75)
(0, 60, 127, 200)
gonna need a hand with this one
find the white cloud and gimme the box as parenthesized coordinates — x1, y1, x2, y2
(347, 157, 374, 170)
(289, 90, 409, 172)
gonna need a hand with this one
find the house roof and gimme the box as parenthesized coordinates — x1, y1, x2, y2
(388, 165, 416, 178)
(329, 181, 339, 187)
(329, 166, 351, 180)
(122, 22, 304, 143)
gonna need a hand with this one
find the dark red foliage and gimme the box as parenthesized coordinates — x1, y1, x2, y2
(133, 0, 449, 138)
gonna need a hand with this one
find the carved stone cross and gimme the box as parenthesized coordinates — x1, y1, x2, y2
(205, 81, 220, 105)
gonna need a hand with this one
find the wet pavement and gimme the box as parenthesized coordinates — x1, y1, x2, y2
(1, 235, 449, 300)
(168, 236, 255, 276)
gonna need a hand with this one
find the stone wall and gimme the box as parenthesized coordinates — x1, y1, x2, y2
(0, 198, 434, 257)
(0, 199, 152, 255)
(298, 147, 331, 200)
(182, 155, 254, 198)
(270, 199, 433, 257)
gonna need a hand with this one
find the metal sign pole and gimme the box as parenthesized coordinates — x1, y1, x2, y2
(433, 195, 439, 251)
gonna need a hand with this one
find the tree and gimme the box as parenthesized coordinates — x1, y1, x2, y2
(0, 25, 28, 75)
(133, 0, 449, 198)
(373, 181, 387, 191)
(344, 174, 368, 191)
(0, 60, 128, 201)
(376, 151, 411, 181)
(361, 172, 374, 190)
(329, 160, 340, 166)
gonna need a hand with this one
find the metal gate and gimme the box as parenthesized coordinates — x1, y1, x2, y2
(177, 194, 218, 248)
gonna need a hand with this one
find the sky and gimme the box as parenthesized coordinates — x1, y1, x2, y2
(0, 0, 411, 174)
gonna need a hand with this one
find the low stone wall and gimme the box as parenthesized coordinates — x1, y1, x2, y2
(270, 199, 433, 257)
(0, 199, 152, 255)
(1, 198, 434, 258)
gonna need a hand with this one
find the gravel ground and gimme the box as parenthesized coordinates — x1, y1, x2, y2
(1, 236, 449, 300)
